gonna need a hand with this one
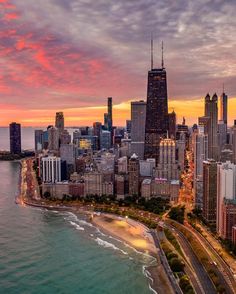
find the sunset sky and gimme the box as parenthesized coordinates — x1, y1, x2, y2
(0, 0, 236, 127)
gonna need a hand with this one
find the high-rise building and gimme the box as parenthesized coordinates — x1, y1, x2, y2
(100, 130, 111, 150)
(60, 130, 71, 145)
(107, 97, 112, 130)
(48, 126, 59, 151)
(84, 171, 103, 196)
(204, 93, 218, 160)
(176, 132, 186, 172)
(128, 153, 139, 196)
(117, 156, 128, 174)
(93, 122, 102, 150)
(104, 113, 108, 130)
(60, 143, 75, 166)
(41, 156, 61, 183)
(139, 158, 156, 177)
(218, 120, 227, 152)
(126, 120, 131, 134)
(192, 126, 208, 208)
(144, 41, 168, 163)
(55, 112, 64, 134)
(168, 110, 176, 139)
(9, 122, 21, 154)
(34, 130, 44, 151)
(232, 120, 236, 164)
(107, 97, 113, 145)
(221, 199, 236, 241)
(202, 159, 217, 225)
(131, 100, 146, 159)
(220, 91, 228, 125)
(155, 138, 180, 181)
(217, 161, 236, 238)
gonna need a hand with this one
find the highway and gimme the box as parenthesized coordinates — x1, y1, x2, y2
(184, 221, 236, 293)
(164, 223, 216, 294)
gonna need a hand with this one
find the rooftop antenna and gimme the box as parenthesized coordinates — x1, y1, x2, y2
(161, 41, 164, 69)
(223, 83, 225, 94)
(151, 33, 153, 70)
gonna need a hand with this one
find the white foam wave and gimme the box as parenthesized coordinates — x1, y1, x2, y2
(108, 235, 123, 243)
(149, 284, 158, 294)
(96, 228, 106, 236)
(69, 221, 85, 231)
(124, 242, 156, 264)
(66, 212, 94, 228)
(94, 237, 128, 255)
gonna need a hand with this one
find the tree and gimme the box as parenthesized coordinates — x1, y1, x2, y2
(168, 206, 185, 223)
(169, 257, 185, 272)
(43, 191, 51, 199)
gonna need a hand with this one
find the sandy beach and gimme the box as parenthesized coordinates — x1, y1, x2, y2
(92, 213, 175, 294)
(92, 213, 157, 255)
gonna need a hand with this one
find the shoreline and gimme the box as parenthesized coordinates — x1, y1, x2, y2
(91, 213, 174, 294)
(17, 158, 174, 294)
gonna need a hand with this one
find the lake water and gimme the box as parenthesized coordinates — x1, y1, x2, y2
(0, 160, 155, 293)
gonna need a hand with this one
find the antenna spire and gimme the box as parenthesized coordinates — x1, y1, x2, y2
(223, 83, 225, 94)
(151, 34, 153, 70)
(161, 41, 164, 68)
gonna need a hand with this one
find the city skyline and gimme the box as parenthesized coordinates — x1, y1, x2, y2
(1, 0, 236, 126)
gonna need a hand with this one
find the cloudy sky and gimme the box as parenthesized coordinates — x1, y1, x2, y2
(0, 0, 236, 126)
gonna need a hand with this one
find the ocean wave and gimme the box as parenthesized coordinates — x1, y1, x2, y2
(96, 228, 106, 236)
(94, 237, 128, 255)
(69, 221, 85, 231)
(66, 212, 94, 228)
(142, 266, 157, 294)
(149, 284, 158, 294)
(123, 242, 156, 264)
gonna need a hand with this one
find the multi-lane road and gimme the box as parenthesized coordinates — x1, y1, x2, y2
(164, 223, 216, 294)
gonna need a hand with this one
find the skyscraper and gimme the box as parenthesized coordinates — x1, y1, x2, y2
(48, 126, 59, 151)
(220, 90, 228, 125)
(93, 122, 102, 150)
(204, 93, 218, 160)
(9, 122, 21, 154)
(34, 130, 44, 151)
(144, 41, 168, 163)
(131, 100, 146, 159)
(107, 97, 113, 146)
(217, 161, 236, 237)
(128, 153, 139, 196)
(192, 126, 208, 208)
(155, 138, 180, 181)
(202, 159, 217, 225)
(55, 112, 64, 134)
(233, 120, 236, 164)
(107, 97, 112, 130)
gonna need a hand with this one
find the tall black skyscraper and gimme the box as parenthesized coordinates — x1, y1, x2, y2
(9, 122, 21, 154)
(144, 41, 168, 163)
(107, 97, 113, 145)
(220, 90, 228, 126)
(107, 97, 113, 132)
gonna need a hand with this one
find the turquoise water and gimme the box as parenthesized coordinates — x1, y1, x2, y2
(0, 161, 154, 293)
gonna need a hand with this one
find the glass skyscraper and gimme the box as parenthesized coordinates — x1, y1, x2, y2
(144, 66, 168, 163)
(9, 122, 21, 154)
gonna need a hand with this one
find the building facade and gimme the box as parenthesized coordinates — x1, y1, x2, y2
(131, 100, 146, 159)
(202, 159, 217, 225)
(144, 64, 168, 163)
(42, 156, 61, 183)
(9, 122, 21, 154)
